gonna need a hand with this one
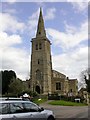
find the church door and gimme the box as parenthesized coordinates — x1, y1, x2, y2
(35, 85, 40, 94)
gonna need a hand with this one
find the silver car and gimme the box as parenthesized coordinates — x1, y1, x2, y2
(0, 100, 55, 120)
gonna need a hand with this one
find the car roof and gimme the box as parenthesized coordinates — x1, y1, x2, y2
(0, 100, 33, 104)
(0, 97, 22, 101)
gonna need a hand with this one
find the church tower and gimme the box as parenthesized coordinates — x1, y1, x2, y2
(30, 8, 52, 94)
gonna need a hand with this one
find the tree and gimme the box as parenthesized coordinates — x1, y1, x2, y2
(0, 70, 17, 94)
(0, 71, 2, 95)
(8, 78, 25, 97)
(80, 68, 90, 93)
(84, 74, 90, 93)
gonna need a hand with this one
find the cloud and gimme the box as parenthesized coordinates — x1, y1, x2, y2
(27, 9, 39, 37)
(44, 8, 56, 20)
(52, 46, 88, 79)
(0, 13, 25, 33)
(0, 31, 29, 80)
(2, 0, 89, 2)
(0, 32, 22, 48)
(0, 12, 28, 80)
(2, 47, 30, 80)
(57, 0, 89, 1)
(47, 20, 88, 50)
(36, 2, 46, 7)
(47, 18, 88, 81)
(3, 8, 17, 14)
(71, 2, 88, 12)
(2, 0, 17, 3)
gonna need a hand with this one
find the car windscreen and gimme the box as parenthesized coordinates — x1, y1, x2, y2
(23, 102, 39, 112)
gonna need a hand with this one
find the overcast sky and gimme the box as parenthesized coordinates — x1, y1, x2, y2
(0, 0, 89, 83)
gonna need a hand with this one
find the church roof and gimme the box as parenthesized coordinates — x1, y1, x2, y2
(52, 70, 66, 79)
(69, 79, 78, 81)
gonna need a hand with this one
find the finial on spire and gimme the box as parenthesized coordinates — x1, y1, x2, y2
(40, 7, 42, 12)
(40, 7, 42, 16)
(36, 7, 46, 38)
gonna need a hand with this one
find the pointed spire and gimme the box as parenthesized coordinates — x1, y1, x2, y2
(36, 8, 46, 38)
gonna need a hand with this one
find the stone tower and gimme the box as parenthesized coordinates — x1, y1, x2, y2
(30, 8, 52, 95)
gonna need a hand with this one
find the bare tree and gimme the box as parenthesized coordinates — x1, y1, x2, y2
(80, 68, 90, 93)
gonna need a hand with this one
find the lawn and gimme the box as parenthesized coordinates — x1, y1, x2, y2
(49, 100, 87, 106)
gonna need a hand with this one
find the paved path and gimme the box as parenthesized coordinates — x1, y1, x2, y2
(40, 101, 88, 118)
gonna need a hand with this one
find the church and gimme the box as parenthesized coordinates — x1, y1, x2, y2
(29, 8, 78, 96)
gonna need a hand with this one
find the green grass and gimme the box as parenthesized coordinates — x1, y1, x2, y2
(49, 100, 87, 106)
(33, 98, 47, 105)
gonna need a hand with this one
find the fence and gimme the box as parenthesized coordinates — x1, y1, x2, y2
(48, 94, 84, 103)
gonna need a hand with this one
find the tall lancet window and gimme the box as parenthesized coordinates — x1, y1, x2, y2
(38, 59, 40, 64)
(39, 43, 42, 49)
(36, 69, 41, 80)
(36, 44, 38, 50)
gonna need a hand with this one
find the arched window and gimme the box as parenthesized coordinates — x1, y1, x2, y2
(36, 69, 41, 80)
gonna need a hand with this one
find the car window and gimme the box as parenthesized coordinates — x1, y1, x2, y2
(10, 103, 24, 114)
(24, 103, 39, 112)
(0, 103, 9, 114)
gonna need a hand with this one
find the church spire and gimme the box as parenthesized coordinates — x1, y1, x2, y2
(36, 8, 46, 38)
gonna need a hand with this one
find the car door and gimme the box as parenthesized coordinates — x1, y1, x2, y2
(23, 102, 47, 119)
(9, 102, 30, 119)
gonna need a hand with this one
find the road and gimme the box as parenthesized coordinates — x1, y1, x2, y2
(40, 101, 89, 119)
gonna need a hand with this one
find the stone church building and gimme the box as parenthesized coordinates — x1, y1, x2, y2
(29, 8, 78, 96)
